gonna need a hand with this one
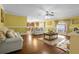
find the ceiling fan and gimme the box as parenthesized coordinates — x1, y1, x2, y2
(46, 11, 54, 16)
(38, 6, 54, 16)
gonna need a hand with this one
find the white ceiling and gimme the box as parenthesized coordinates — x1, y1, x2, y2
(3, 4, 79, 20)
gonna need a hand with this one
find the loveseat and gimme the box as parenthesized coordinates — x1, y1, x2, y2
(31, 28, 44, 35)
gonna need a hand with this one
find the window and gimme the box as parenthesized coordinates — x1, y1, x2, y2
(56, 24, 66, 33)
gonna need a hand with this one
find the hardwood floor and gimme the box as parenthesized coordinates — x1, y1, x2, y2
(10, 34, 66, 54)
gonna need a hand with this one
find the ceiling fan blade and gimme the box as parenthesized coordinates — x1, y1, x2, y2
(37, 9, 46, 16)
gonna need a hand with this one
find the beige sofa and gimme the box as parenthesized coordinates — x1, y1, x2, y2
(0, 27, 23, 53)
(0, 33, 23, 53)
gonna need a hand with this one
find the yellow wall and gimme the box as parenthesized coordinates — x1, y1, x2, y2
(69, 16, 79, 32)
(45, 20, 55, 28)
(4, 13, 27, 33)
(45, 19, 56, 32)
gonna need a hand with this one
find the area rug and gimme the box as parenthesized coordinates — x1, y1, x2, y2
(38, 35, 70, 51)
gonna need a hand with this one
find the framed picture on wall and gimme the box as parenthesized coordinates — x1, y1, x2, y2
(1, 9, 4, 23)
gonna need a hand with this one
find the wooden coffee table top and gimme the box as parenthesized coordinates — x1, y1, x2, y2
(44, 32, 58, 36)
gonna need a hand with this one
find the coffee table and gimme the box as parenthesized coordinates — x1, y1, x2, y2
(44, 32, 58, 41)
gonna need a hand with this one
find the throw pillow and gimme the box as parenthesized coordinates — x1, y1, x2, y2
(6, 30, 16, 38)
(0, 31, 6, 43)
(6, 29, 18, 38)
